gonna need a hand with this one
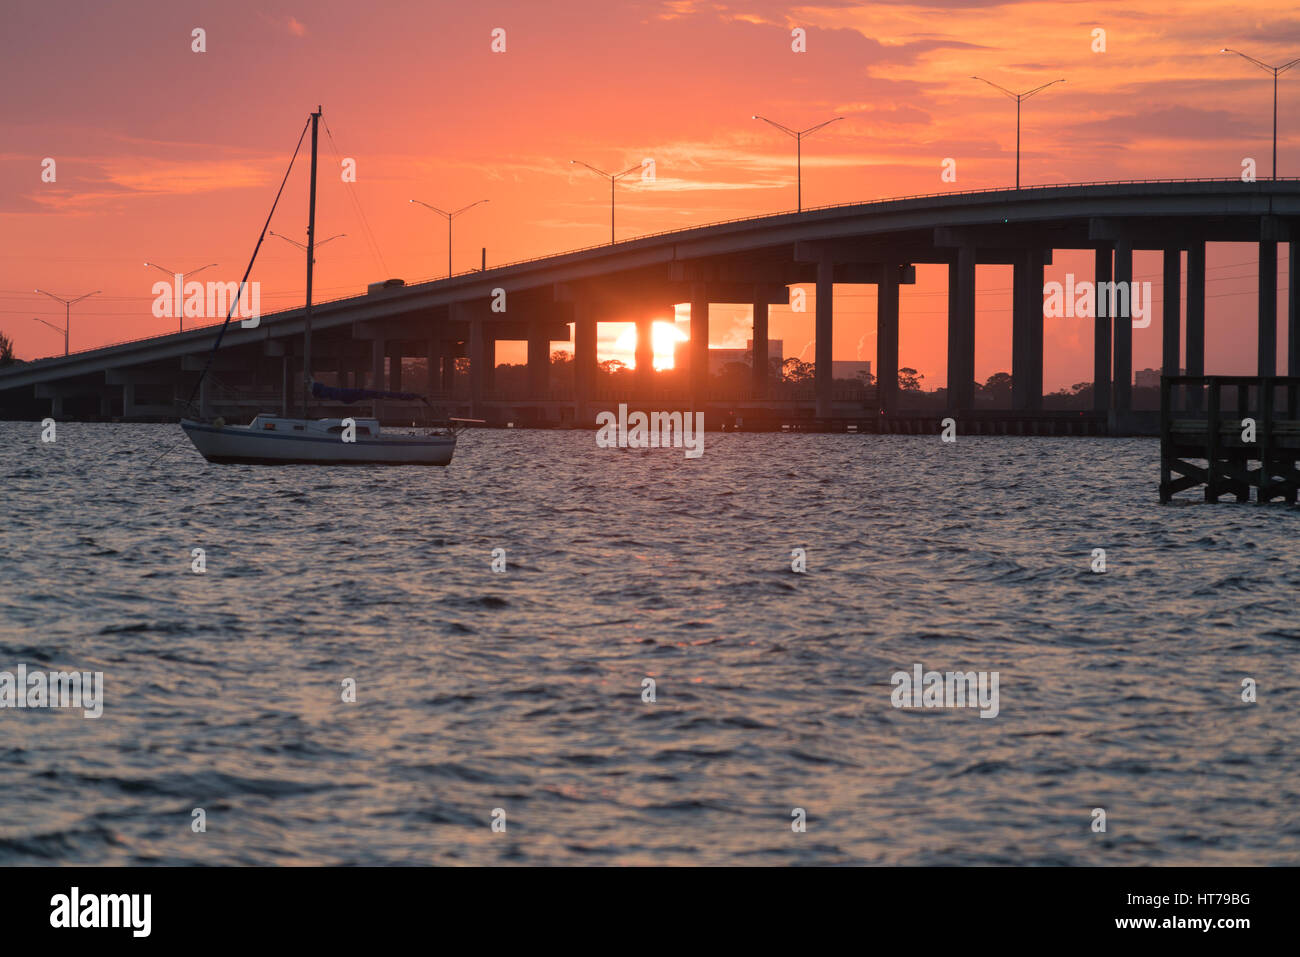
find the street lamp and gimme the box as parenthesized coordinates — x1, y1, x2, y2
(969, 76, 1066, 188)
(1220, 48, 1300, 179)
(569, 161, 640, 244)
(33, 288, 99, 356)
(751, 115, 844, 212)
(409, 199, 489, 277)
(144, 262, 218, 333)
(270, 231, 345, 264)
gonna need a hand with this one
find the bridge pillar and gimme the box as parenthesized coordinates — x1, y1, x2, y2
(635, 315, 654, 393)
(370, 339, 386, 420)
(946, 248, 976, 413)
(426, 338, 438, 396)
(469, 319, 487, 417)
(1113, 239, 1133, 415)
(575, 302, 597, 425)
(390, 352, 402, 392)
(281, 356, 289, 416)
(1012, 248, 1046, 411)
(528, 323, 550, 398)
(1290, 241, 1300, 375)
(690, 285, 710, 405)
(49, 394, 64, 418)
(198, 374, 211, 420)
(1163, 248, 1181, 380)
(877, 264, 900, 415)
(814, 255, 834, 418)
(1094, 247, 1112, 414)
(752, 298, 769, 396)
(1185, 242, 1205, 378)
(1259, 240, 1278, 376)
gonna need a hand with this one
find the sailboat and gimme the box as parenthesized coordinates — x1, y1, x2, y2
(180, 108, 474, 466)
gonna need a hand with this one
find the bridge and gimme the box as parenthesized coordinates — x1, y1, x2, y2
(3, 178, 1298, 432)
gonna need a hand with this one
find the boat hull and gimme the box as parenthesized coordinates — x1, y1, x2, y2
(181, 418, 456, 465)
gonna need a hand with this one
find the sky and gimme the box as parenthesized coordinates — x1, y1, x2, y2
(2, 0, 1298, 389)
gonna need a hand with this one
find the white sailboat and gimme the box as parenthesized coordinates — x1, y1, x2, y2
(180, 108, 476, 466)
(182, 414, 459, 465)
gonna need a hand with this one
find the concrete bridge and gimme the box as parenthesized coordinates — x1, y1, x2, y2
(3, 178, 1298, 431)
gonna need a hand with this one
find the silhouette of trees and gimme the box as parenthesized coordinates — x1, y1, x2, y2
(781, 357, 814, 383)
(981, 371, 1012, 403)
(899, 367, 924, 391)
(0, 331, 14, 367)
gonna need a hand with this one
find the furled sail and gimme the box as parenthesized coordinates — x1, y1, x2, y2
(310, 381, 428, 404)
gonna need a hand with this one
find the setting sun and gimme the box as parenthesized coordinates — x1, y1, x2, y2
(610, 320, 688, 370)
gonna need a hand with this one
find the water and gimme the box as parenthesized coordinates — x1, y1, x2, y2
(2, 423, 1298, 865)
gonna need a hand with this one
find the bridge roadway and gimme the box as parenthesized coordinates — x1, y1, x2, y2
(3, 179, 1298, 431)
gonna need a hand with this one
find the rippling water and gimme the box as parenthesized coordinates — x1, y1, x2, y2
(1, 422, 1298, 865)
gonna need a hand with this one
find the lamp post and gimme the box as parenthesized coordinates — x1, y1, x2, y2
(31, 317, 67, 355)
(751, 115, 844, 212)
(34, 288, 99, 356)
(569, 161, 640, 244)
(1220, 48, 1300, 179)
(969, 76, 1066, 188)
(409, 200, 489, 277)
(270, 231, 345, 263)
(144, 262, 218, 332)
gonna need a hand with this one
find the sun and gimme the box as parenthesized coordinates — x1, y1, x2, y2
(610, 320, 688, 370)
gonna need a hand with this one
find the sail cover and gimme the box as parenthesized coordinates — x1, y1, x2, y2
(311, 381, 428, 404)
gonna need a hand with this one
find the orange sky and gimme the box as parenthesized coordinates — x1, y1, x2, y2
(2, 0, 1298, 389)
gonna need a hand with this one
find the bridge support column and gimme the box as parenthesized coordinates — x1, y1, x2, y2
(635, 315, 654, 394)
(371, 339, 386, 420)
(1094, 247, 1112, 414)
(575, 302, 597, 425)
(1290, 241, 1300, 375)
(1186, 242, 1205, 377)
(1012, 248, 1046, 411)
(814, 255, 834, 418)
(1163, 248, 1181, 380)
(752, 298, 769, 396)
(691, 285, 710, 406)
(946, 248, 975, 413)
(483, 335, 496, 394)
(1113, 239, 1133, 415)
(99, 394, 111, 419)
(426, 339, 438, 396)
(528, 324, 550, 399)
(878, 264, 900, 415)
(1259, 240, 1278, 376)
(50, 394, 64, 418)
(199, 375, 211, 420)
(469, 319, 487, 417)
(281, 356, 289, 416)
(122, 382, 137, 419)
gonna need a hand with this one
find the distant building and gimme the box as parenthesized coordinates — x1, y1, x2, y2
(672, 339, 785, 373)
(832, 360, 872, 381)
(1135, 367, 1179, 389)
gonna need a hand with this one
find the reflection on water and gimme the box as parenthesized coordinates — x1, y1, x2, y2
(1, 423, 1297, 864)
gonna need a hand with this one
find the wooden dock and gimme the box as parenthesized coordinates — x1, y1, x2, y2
(1161, 376, 1300, 503)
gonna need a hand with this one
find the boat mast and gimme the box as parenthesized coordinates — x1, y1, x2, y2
(302, 106, 320, 417)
